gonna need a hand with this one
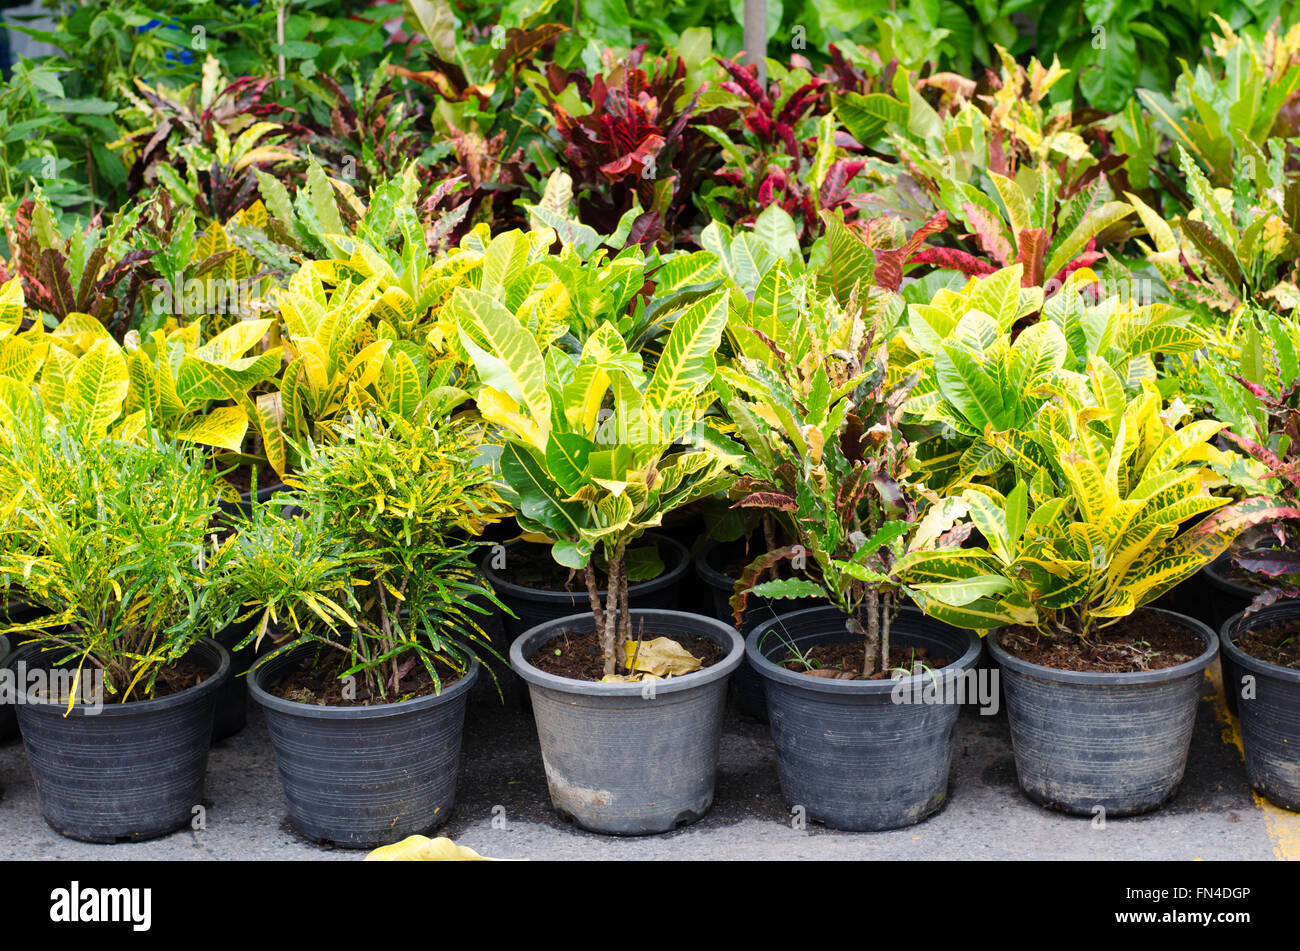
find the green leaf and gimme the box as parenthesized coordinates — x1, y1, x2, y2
(749, 578, 828, 601)
(831, 91, 909, 147)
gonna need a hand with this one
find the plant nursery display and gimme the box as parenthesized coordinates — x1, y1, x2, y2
(3, 0, 1300, 856)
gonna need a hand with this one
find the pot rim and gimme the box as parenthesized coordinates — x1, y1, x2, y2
(987, 607, 1218, 685)
(510, 608, 744, 696)
(482, 532, 690, 603)
(1203, 553, 1267, 597)
(693, 538, 737, 594)
(745, 604, 982, 695)
(1220, 603, 1300, 684)
(246, 645, 480, 719)
(11, 636, 230, 717)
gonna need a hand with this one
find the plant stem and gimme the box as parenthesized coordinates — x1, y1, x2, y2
(600, 543, 619, 678)
(585, 562, 604, 634)
(863, 597, 880, 678)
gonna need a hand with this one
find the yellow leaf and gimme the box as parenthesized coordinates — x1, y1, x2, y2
(364, 835, 496, 861)
(623, 637, 703, 677)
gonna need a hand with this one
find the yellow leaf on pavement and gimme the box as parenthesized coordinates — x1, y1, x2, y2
(364, 835, 495, 861)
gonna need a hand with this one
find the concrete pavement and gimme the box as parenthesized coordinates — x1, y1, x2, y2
(0, 663, 1294, 860)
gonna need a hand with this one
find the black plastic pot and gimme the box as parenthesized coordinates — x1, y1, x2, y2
(747, 605, 982, 831)
(217, 478, 289, 518)
(248, 648, 479, 848)
(480, 533, 690, 702)
(1221, 602, 1300, 811)
(14, 637, 230, 842)
(694, 539, 826, 721)
(0, 634, 12, 743)
(0, 599, 41, 742)
(510, 608, 743, 835)
(987, 608, 1217, 817)
(1165, 555, 1261, 715)
(211, 616, 259, 742)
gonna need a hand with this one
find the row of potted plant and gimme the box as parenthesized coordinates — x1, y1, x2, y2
(2, 235, 1298, 844)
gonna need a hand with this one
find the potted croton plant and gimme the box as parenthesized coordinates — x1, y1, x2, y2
(898, 368, 1287, 817)
(1215, 373, 1300, 809)
(225, 407, 504, 847)
(0, 425, 230, 842)
(719, 306, 982, 832)
(459, 284, 744, 834)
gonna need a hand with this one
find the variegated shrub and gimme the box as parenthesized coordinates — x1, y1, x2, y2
(897, 361, 1291, 637)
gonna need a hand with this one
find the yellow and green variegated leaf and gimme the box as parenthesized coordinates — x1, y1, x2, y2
(895, 548, 1009, 584)
(336, 339, 392, 400)
(990, 173, 1031, 236)
(1009, 320, 1068, 388)
(110, 409, 147, 443)
(453, 287, 551, 430)
(479, 230, 531, 298)
(1066, 522, 1110, 565)
(1032, 570, 1093, 610)
(197, 318, 273, 363)
(1124, 191, 1182, 282)
(1058, 444, 1114, 525)
(910, 574, 1014, 606)
(1087, 355, 1126, 421)
(255, 392, 287, 477)
(965, 265, 1024, 329)
(0, 337, 45, 385)
(1135, 419, 1225, 489)
(961, 486, 1012, 562)
(53, 312, 113, 354)
(562, 362, 611, 435)
(384, 349, 423, 418)
(1123, 552, 1219, 609)
(175, 405, 249, 452)
(478, 387, 546, 452)
(907, 591, 1032, 630)
(124, 349, 157, 416)
(0, 277, 23, 339)
(1044, 201, 1133, 278)
(373, 286, 416, 331)
(67, 340, 128, 438)
(644, 290, 729, 412)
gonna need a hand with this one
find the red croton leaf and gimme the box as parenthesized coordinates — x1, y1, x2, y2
(961, 202, 1014, 266)
(907, 246, 998, 278)
(1015, 227, 1048, 287)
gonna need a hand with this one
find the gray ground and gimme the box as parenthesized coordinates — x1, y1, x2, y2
(0, 670, 1282, 860)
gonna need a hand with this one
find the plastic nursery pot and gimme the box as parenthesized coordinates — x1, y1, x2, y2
(0, 634, 12, 743)
(210, 615, 260, 743)
(747, 605, 982, 832)
(484, 532, 690, 637)
(1160, 555, 1262, 716)
(479, 533, 690, 702)
(0, 600, 42, 742)
(987, 608, 1218, 818)
(247, 648, 479, 848)
(13, 637, 230, 843)
(1221, 602, 1300, 811)
(694, 539, 827, 722)
(217, 478, 290, 519)
(510, 608, 744, 835)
